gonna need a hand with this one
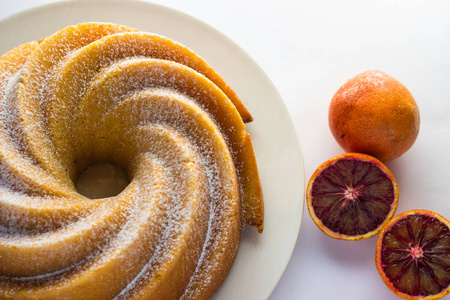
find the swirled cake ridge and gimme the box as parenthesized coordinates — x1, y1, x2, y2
(0, 22, 263, 300)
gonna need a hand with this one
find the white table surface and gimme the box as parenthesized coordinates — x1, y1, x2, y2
(2, 1, 450, 299)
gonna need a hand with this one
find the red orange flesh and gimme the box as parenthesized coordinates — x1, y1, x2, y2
(376, 210, 450, 299)
(306, 153, 398, 241)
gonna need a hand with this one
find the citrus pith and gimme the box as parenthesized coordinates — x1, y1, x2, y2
(306, 153, 398, 241)
(376, 210, 450, 300)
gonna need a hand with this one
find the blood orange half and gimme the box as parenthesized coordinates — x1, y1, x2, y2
(306, 153, 399, 240)
(376, 210, 450, 299)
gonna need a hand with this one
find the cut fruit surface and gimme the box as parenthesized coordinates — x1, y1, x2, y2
(376, 210, 450, 300)
(306, 153, 398, 240)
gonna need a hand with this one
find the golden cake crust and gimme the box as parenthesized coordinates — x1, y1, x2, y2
(0, 22, 263, 299)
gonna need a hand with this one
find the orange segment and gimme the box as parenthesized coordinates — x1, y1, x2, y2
(306, 153, 398, 240)
(376, 210, 450, 300)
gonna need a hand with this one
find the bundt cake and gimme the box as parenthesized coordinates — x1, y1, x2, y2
(0, 22, 263, 299)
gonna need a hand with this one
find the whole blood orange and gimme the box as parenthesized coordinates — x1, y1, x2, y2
(376, 210, 450, 300)
(306, 153, 398, 241)
(329, 70, 420, 163)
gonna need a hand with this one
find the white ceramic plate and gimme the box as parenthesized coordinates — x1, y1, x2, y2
(0, 1, 305, 299)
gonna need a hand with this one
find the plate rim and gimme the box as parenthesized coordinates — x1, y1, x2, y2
(0, 1, 305, 299)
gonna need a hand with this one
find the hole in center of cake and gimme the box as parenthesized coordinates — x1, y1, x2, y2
(75, 161, 130, 199)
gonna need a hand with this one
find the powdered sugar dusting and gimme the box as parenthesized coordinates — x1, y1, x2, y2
(0, 22, 261, 299)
